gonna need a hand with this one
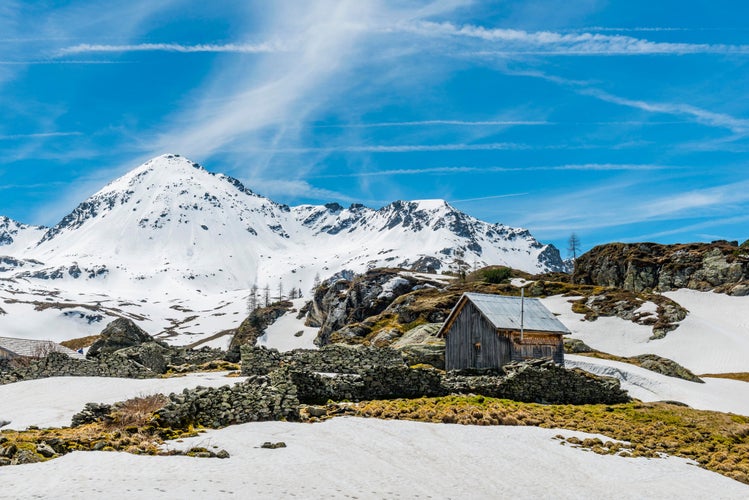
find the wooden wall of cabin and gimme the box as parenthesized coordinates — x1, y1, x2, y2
(445, 301, 511, 370)
(510, 332, 564, 364)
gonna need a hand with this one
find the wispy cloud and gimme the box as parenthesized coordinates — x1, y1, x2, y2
(316, 119, 552, 128)
(507, 178, 749, 241)
(503, 68, 749, 134)
(0, 131, 82, 140)
(312, 163, 674, 179)
(247, 178, 354, 203)
(451, 192, 529, 202)
(59, 41, 287, 55)
(581, 87, 749, 133)
(0, 60, 129, 65)
(630, 214, 749, 241)
(407, 21, 749, 55)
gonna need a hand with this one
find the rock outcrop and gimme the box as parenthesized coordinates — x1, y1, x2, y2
(573, 241, 749, 294)
(306, 269, 432, 345)
(87, 318, 155, 358)
(226, 301, 293, 362)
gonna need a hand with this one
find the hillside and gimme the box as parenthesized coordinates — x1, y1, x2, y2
(0, 154, 565, 345)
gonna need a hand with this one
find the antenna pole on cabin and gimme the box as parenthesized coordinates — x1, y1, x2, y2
(520, 287, 525, 342)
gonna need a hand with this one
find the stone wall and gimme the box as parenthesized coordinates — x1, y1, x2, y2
(241, 346, 629, 406)
(241, 344, 406, 376)
(289, 365, 446, 404)
(0, 352, 156, 385)
(444, 359, 630, 405)
(153, 369, 299, 429)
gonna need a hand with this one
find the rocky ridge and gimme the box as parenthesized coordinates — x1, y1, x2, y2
(573, 241, 749, 295)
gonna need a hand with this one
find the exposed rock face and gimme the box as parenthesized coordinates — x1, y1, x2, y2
(632, 354, 703, 383)
(569, 288, 687, 339)
(226, 301, 293, 361)
(391, 323, 445, 369)
(573, 241, 749, 294)
(306, 269, 439, 346)
(87, 318, 155, 358)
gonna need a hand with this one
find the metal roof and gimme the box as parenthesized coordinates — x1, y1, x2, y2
(0, 337, 85, 359)
(462, 292, 570, 334)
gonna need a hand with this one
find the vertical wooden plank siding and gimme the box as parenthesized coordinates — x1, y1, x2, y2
(445, 301, 511, 370)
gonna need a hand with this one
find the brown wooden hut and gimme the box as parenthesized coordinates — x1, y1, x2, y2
(438, 292, 570, 371)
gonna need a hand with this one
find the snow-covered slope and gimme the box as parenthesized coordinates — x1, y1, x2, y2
(542, 290, 749, 374)
(0, 154, 564, 344)
(1, 417, 747, 499)
(0, 216, 45, 255)
(565, 355, 749, 416)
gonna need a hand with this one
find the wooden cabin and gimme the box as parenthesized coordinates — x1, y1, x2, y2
(438, 292, 570, 371)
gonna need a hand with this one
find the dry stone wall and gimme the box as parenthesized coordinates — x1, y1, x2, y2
(154, 369, 299, 429)
(0, 352, 156, 385)
(241, 344, 405, 376)
(240, 345, 630, 406)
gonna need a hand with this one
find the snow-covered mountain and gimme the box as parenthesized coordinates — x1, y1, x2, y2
(0, 154, 564, 344)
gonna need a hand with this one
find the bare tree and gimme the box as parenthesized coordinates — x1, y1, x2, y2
(568, 233, 581, 260)
(263, 284, 270, 307)
(277, 280, 284, 302)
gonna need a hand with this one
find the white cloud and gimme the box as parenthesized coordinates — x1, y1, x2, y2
(319, 120, 552, 128)
(406, 21, 749, 55)
(59, 42, 287, 55)
(581, 88, 749, 134)
(247, 178, 354, 203)
(501, 68, 749, 134)
(312, 163, 673, 179)
(0, 131, 81, 140)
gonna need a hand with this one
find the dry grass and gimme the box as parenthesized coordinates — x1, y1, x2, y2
(109, 394, 171, 429)
(60, 335, 101, 351)
(0, 394, 197, 464)
(701, 373, 749, 383)
(347, 396, 749, 485)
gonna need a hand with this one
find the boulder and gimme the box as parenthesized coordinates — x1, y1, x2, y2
(117, 342, 171, 374)
(87, 318, 153, 358)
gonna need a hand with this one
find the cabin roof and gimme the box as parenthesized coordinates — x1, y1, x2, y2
(0, 336, 84, 359)
(440, 292, 571, 336)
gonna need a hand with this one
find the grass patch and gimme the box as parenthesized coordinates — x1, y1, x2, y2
(701, 373, 749, 383)
(60, 335, 101, 351)
(0, 394, 202, 465)
(346, 396, 749, 484)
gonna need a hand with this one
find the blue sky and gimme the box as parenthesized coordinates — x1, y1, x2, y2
(1, 0, 749, 255)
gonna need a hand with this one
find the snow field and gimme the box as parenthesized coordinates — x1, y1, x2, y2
(1, 418, 748, 499)
(566, 355, 749, 416)
(0, 372, 246, 430)
(541, 290, 749, 374)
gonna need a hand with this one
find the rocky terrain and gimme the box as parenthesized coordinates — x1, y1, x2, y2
(573, 240, 749, 295)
